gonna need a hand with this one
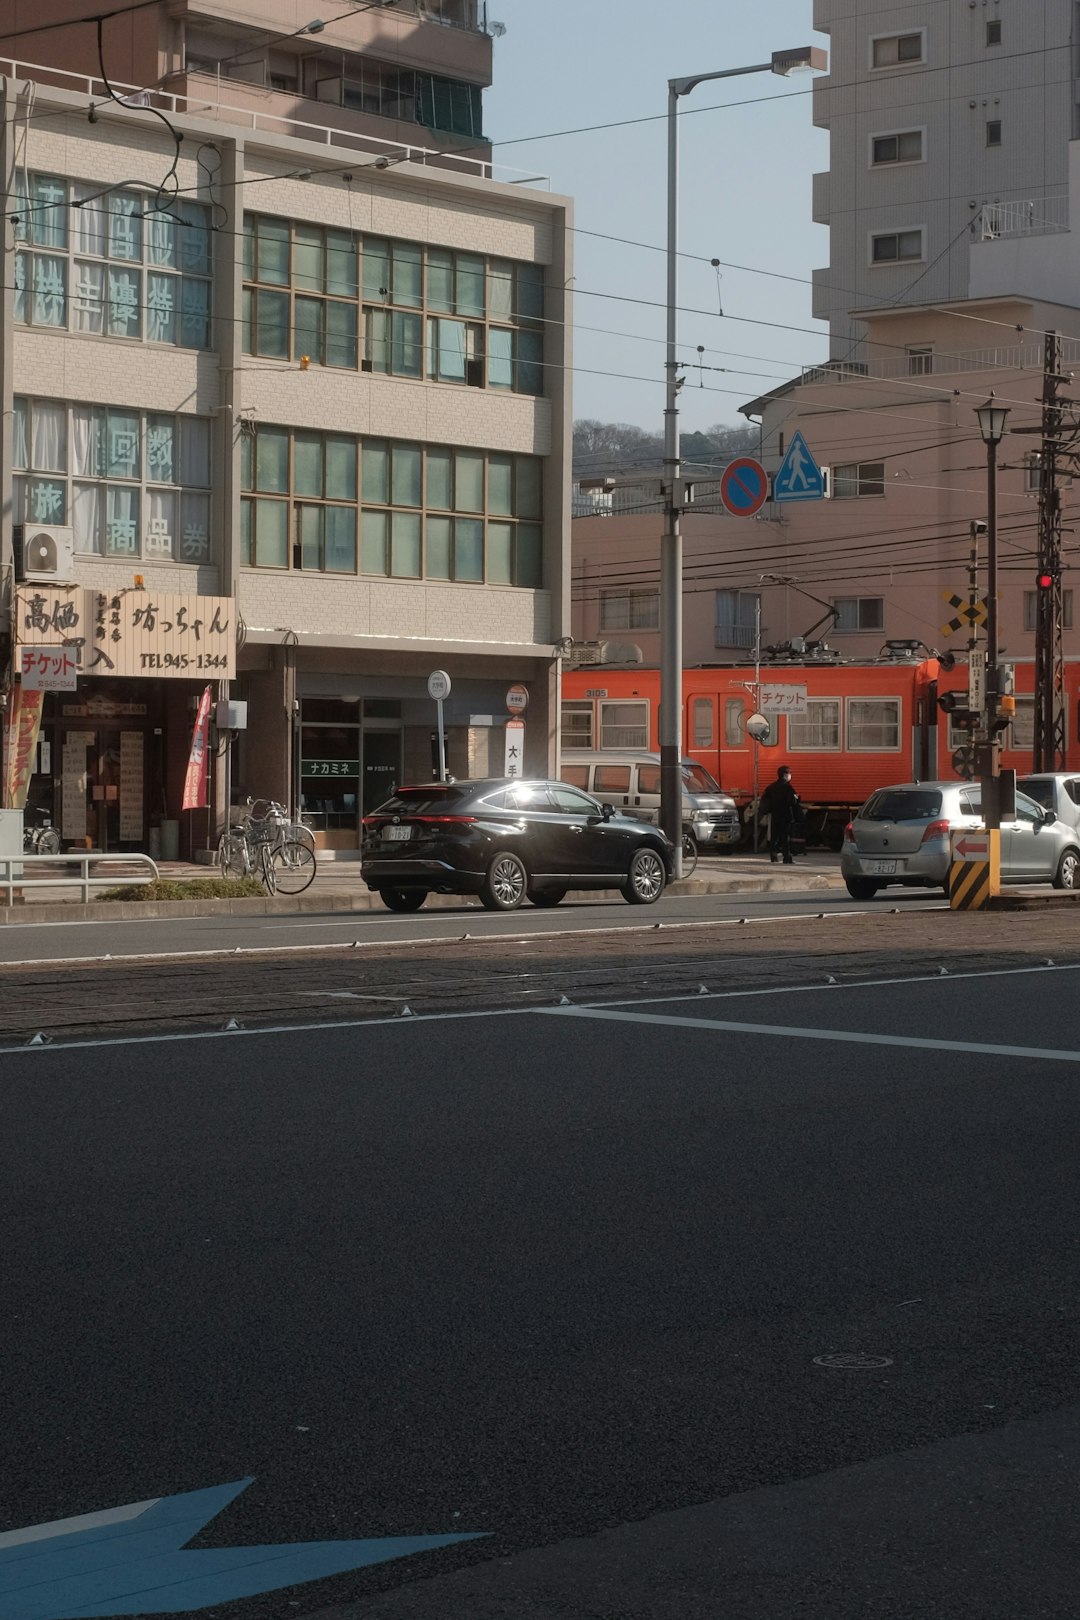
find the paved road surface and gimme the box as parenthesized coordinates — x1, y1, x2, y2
(0, 885, 941, 964)
(6, 941, 1080, 1617)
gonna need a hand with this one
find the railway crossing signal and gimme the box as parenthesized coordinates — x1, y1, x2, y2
(941, 590, 988, 637)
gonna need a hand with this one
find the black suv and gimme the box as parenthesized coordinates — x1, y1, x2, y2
(362, 778, 674, 912)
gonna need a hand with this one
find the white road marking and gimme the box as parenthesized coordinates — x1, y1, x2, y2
(591, 959, 1080, 1007)
(0, 1497, 154, 1550)
(542, 1005, 1080, 1064)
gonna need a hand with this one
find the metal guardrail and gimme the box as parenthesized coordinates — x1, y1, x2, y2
(0, 852, 160, 905)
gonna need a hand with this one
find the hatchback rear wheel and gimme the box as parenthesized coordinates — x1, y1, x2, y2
(481, 852, 527, 911)
(624, 847, 666, 905)
(845, 877, 880, 901)
(380, 888, 427, 912)
(1054, 848, 1080, 890)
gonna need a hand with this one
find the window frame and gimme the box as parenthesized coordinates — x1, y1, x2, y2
(870, 127, 925, 167)
(598, 699, 649, 751)
(599, 586, 660, 632)
(243, 214, 545, 395)
(787, 698, 841, 752)
(986, 119, 1002, 148)
(986, 19, 1002, 45)
(846, 696, 902, 752)
(561, 701, 594, 749)
(870, 227, 925, 266)
(869, 29, 926, 70)
(1023, 588, 1073, 632)
(831, 462, 886, 499)
(832, 596, 884, 633)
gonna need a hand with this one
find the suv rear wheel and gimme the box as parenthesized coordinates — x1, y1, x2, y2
(481, 852, 527, 911)
(380, 888, 427, 912)
(624, 847, 666, 905)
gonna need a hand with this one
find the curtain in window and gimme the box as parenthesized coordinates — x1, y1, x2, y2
(144, 489, 176, 558)
(179, 493, 211, 562)
(13, 253, 26, 323)
(179, 203, 211, 275)
(32, 256, 66, 327)
(32, 176, 67, 249)
(145, 415, 176, 483)
(71, 407, 101, 479)
(108, 194, 141, 261)
(30, 402, 66, 471)
(430, 317, 466, 381)
(105, 486, 140, 555)
(71, 483, 101, 554)
(11, 399, 27, 470)
(180, 277, 210, 348)
(146, 210, 177, 268)
(107, 268, 141, 338)
(72, 185, 107, 256)
(488, 327, 513, 388)
(72, 262, 105, 333)
(146, 273, 176, 342)
(789, 702, 840, 750)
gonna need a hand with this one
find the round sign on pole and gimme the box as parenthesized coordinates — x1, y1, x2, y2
(506, 683, 529, 715)
(720, 457, 769, 519)
(427, 669, 451, 702)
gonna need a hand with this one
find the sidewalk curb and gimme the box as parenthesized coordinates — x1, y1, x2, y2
(0, 870, 845, 924)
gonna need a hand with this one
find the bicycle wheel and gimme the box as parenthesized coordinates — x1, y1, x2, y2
(272, 840, 316, 895)
(39, 828, 61, 855)
(260, 841, 277, 894)
(289, 821, 317, 853)
(218, 831, 248, 879)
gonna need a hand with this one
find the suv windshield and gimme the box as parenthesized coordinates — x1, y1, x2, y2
(1018, 778, 1053, 809)
(861, 788, 942, 822)
(681, 762, 722, 793)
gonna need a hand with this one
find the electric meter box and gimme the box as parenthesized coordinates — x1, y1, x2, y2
(215, 701, 248, 731)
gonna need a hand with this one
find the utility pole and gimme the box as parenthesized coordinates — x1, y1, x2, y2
(1034, 330, 1067, 771)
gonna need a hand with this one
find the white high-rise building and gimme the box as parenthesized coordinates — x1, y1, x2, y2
(811, 0, 1077, 357)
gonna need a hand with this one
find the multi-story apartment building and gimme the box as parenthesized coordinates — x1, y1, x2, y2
(0, 6, 571, 858)
(811, 0, 1076, 357)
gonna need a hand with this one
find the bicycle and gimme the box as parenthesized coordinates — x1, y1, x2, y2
(24, 814, 61, 855)
(217, 799, 316, 894)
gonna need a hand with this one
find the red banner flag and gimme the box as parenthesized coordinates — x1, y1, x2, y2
(182, 686, 213, 811)
(3, 686, 44, 810)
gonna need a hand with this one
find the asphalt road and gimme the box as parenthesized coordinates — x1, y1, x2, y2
(7, 960, 1080, 1618)
(0, 885, 943, 964)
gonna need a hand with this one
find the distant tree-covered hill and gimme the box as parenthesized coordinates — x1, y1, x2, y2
(573, 419, 759, 479)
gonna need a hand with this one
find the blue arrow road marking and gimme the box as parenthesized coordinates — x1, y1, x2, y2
(0, 1480, 487, 1619)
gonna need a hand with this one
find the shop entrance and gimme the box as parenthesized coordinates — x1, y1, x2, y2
(300, 697, 402, 852)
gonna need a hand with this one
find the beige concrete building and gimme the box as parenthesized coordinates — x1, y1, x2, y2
(1, 6, 571, 857)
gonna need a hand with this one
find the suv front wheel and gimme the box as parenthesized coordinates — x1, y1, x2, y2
(624, 847, 666, 905)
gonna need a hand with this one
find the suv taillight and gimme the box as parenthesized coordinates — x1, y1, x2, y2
(921, 817, 950, 844)
(843, 821, 855, 842)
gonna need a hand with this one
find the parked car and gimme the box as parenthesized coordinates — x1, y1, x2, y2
(560, 751, 741, 851)
(841, 779, 1080, 898)
(361, 778, 675, 911)
(1017, 773, 1080, 838)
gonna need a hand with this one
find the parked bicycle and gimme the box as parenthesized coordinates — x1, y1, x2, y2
(217, 798, 316, 894)
(24, 814, 61, 855)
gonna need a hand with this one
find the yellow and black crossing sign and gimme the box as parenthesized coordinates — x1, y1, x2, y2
(948, 827, 1000, 909)
(942, 591, 988, 638)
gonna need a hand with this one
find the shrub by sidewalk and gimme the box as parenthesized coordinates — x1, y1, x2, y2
(101, 877, 266, 902)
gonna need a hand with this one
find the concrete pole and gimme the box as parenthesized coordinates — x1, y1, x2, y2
(660, 80, 683, 875)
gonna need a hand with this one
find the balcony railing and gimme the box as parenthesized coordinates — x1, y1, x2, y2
(974, 195, 1069, 242)
(800, 337, 1080, 386)
(0, 54, 545, 186)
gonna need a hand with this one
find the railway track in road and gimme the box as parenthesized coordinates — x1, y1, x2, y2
(1, 910, 1079, 1045)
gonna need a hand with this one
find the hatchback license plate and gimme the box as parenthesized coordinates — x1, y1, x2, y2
(866, 858, 896, 875)
(382, 825, 413, 842)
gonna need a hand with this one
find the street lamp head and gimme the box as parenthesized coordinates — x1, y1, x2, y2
(771, 45, 828, 77)
(303, 19, 326, 34)
(976, 395, 1011, 444)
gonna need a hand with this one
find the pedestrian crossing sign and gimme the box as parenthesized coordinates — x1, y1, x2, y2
(772, 431, 825, 502)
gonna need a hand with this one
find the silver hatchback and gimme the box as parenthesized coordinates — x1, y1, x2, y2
(841, 780, 1080, 899)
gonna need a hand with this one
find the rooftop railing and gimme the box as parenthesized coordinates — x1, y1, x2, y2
(973, 194, 1069, 241)
(800, 337, 1080, 387)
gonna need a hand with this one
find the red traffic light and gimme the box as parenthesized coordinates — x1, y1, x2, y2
(1037, 571, 1055, 590)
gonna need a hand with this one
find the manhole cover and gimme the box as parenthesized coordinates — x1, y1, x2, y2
(813, 1352, 893, 1369)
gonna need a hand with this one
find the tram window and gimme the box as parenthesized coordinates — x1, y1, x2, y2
(848, 697, 901, 750)
(692, 697, 714, 748)
(725, 698, 744, 745)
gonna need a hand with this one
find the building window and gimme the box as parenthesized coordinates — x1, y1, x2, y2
(832, 462, 885, 499)
(599, 699, 648, 750)
(240, 426, 543, 585)
(1023, 590, 1073, 631)
(871, 31, 924, 68)
(12, 396, 212, 561)
(872, 130, 923, 165)
(715, 588, 760, 649)
(561, 700, 593, 748)
(847, 698, 901, 750)
(833, 596, 884, 631)
(599, 588, 659, 631)
(243, 216, 545, 393)
(906, 346, 934, 375)
(986, 19, 1002, 45)
(788, 699, 841, 751)
(871, 229, 924, 264)
(986, 120, 1002, 147)
(13, 175, 212, 348)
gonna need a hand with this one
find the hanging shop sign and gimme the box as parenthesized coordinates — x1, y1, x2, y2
(14, 587, 235, 680)
(19, 646, 79, 691)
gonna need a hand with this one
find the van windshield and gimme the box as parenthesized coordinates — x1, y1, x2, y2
(681, 762, 721, 793)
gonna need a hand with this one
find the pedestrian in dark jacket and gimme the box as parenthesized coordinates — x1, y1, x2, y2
(760, 766, 801, 864)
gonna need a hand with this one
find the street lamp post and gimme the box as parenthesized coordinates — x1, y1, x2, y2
(661, 45, 827, 871)
(975, 396, 1010, 830)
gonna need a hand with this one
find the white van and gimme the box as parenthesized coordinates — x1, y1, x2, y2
(560, 751, 741, 850)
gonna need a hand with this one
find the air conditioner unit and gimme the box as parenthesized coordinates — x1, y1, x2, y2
(13, 525, 75, 583)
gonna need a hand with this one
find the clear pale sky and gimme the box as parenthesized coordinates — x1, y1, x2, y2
(485, 0, 831, 433)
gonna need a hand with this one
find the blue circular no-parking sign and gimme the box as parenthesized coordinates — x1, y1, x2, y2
(720, 457, 769, 518)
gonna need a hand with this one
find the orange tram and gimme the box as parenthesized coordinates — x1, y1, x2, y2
(561, 654, 1075, 846)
